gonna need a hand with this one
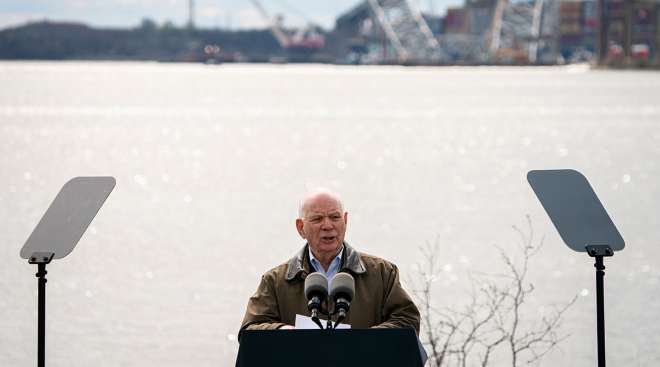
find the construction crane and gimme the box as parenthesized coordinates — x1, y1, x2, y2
(250, 0, 325, 51)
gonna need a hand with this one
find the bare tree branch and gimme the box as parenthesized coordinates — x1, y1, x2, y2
(411, 217, 577, 367)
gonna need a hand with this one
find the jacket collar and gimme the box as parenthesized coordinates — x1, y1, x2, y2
(285, 242, 366, 281)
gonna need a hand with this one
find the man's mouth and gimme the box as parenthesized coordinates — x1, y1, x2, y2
(321, 235, 336, 242)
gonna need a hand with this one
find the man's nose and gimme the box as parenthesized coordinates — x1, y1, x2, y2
(320, 217, 333, 228)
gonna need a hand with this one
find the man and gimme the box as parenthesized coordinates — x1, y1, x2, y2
(240, 189, 420, 334)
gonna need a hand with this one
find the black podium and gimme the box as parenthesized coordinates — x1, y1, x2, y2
(236, 329, 424, 367)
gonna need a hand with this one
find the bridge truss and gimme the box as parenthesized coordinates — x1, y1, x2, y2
(349, 0, 559, 64)
(489, 0, 560, 63)
(365, 0, 445, 62)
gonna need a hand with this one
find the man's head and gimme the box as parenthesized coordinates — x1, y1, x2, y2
(296, 189, 348, 259)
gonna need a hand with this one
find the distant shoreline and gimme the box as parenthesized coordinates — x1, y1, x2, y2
(2, 21, 658, 69)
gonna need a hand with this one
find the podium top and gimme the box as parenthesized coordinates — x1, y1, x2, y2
(20, 177, 116, 260)
(527, 169, 624, 252)
(236, 328, 423, 367)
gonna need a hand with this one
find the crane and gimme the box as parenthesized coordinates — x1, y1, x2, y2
(250, 0, 325, 51)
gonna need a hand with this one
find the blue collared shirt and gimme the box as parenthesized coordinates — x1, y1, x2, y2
(309, 246, 343, 286)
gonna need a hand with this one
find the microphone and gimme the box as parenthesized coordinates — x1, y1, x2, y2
(330, 273, 355, 329)
(304, 272, 328, 329)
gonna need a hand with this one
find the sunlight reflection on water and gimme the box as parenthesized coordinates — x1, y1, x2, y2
(1, 62, 659, 367)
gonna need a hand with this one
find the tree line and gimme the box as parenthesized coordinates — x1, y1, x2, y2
(0, 19, 313, 62)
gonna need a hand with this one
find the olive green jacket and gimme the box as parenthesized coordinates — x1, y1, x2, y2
(239, 243, 420, 337)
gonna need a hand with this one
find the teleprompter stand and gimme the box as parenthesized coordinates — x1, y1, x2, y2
(236, 328, 424, 367)
(20, 177, 116, 367)
(528, 169, 625, 367)
(29, 252, 54, 367)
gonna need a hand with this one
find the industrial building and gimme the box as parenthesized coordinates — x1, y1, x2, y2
(330, 0, 660, 66)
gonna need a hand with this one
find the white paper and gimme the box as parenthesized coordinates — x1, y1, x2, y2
(295, 314, 351, 329)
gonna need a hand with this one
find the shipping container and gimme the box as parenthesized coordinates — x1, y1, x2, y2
(467, 7, 491, 35)
(582, 0, 597, 18)
(607, 19, 625, 40)
(444, 8, 468, 34)
(633, 5, 653, 25)
(605, 0, 625, 18)
(561, 23, 582, 35)
(583, 19, 597, 32)
(560, 1, 582, 13)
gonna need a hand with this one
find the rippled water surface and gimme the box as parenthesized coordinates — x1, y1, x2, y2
(1, 62, 659, 366)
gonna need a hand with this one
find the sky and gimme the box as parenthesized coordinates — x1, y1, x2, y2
(0, 0, 464, 31)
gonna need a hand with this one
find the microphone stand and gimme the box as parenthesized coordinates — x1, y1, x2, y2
(308, 296, 326, 330)
(324, 299, 333, 330)
(331, 297, 350, 330)
(334, 309, 346, 329)
(309, 296, 351, 330)
(315, 299, 336, 330)
(310, 309, 324, 329)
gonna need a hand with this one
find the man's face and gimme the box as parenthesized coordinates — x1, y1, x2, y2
(296, 193, 347, 258)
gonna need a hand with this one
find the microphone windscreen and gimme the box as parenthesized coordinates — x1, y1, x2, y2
(304, 272, 329, 300)
(330, 273, 355, 301)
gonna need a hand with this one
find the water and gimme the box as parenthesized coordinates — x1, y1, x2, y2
(1, 61, 659, 367)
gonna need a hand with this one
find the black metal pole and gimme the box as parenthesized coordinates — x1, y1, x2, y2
(326, 298, 335, 331)
(597, 0, 606, 65)
(623, 0, 632, 66)
(594, 255, 606, 367)
(36, 263, 47, 367)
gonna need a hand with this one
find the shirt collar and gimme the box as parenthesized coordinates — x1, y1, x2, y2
(285, 242, 366, 281)
(308, 245, 344, 272)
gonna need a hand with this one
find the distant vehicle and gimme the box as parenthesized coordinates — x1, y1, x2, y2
(632, 44, 650, 60)
(569, 47, 595, 64)
(202, 44, 246, 63)
(283, 24, 325, 51)
(607, 43, 623, 61)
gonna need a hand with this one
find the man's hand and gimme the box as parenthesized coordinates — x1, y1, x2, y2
(278, 325, 295, 330)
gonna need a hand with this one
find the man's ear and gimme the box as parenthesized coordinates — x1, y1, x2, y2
(343, 212, 348, 224)
(295, 218, 306, 238)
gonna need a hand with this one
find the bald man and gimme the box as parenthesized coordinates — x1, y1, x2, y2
(239, 189, 420, 335)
